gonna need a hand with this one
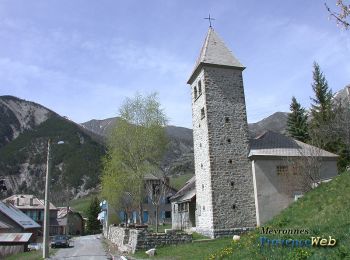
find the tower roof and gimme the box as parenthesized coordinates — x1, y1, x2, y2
(187, 27, 244, 84)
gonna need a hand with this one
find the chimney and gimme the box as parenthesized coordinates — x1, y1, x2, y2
(30, 198, 33, 206)
(16, 198, 19, 206)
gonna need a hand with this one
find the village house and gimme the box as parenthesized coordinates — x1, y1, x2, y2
(118, 173, 177, 225)
(171, 131, 338, 230)
(3, 194, 60, 235)
(57, 207, 84, 235)
(171, 28, 338, 237)
(0, 201, 41, 257)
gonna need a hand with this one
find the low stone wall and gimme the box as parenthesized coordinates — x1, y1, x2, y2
(194, 226, 254, 238)
(106, 226, 192, 253)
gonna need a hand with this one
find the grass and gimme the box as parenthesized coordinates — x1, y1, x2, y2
(5, 248, 57, 260)
(69, 192, 100, 217)
(169, 173, 194, 190)
(134, 237, 232, 260)
(192, 232, 210, 240)
(133, 171, 350, 260)
(147, 224, 172, 233)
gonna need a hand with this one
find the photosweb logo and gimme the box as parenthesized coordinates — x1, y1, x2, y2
(259, 236, 337, 249)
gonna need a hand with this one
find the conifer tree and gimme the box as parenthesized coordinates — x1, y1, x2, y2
(86, 196, 101, 234)
(310, 62, 333, 125)
(287, 96, 309, 142)
(309, 62, 336, 150)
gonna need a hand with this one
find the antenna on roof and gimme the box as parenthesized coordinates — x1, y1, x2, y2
(204, 14, 216, 28)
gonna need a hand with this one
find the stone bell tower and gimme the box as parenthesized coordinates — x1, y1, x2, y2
(188, 27, 256, 238)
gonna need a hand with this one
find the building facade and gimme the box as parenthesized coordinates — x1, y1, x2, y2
(57, 207, 84, 235)
(3, 195, 59, 235)
(118, 174, 177, 226)
(187, 27, 256, 238)
(171, 28, 339, 237)
(171, 131, 338, 232)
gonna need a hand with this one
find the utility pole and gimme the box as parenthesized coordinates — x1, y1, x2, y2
(66, 186, 69, 236)
(42, 139, 64, 259)
(43, 139, 51, 259)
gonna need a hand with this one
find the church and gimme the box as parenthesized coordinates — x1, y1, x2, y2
(170, 27, 338, 238)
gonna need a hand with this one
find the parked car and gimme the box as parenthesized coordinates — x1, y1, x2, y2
(50, 235, 70, 248)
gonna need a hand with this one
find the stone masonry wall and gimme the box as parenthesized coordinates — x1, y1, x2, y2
(205, 66, 256, 232)
(191, 65, 256, 237)
(106, 226, 192, 253)
(191, 69, 214, 237)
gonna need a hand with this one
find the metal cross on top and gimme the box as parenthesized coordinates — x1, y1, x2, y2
(204, 14, 216, 27)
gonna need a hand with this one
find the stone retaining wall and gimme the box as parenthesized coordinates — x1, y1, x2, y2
(106, 226, 192, 253)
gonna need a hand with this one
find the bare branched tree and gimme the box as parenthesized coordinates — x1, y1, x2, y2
(144, 176, 170, 233)
(282, 144, 323, 196)
(120, 191, 134, 225)
(325, 1, 350, 29)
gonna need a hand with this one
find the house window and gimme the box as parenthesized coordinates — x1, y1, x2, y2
(225, 117, 230, 123)
(32, 211, 37, 221)
(198, 81, 202, 95)
(201, 108, 205, 119)
(230, 181, 234, 187)
(178, 202, 189, 212)
(277, 166, 289, 176)
(227, 138, 231, 143)
(232, 204, 236, 209)
(228, 159, 233, 164)
(194, 86, 198, 100)
(165, 211, 171, 218)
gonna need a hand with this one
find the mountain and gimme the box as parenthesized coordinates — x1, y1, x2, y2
(81, 117, 120, 137)
(81, 112, 290, 178)
(248, 112, 289, 138)
(0, 96, 105, 203)
(82, 119, 194, 177)
(0, 95, 291, 202)
(0, 95, 54, 147)
(334, 85, 350, 105)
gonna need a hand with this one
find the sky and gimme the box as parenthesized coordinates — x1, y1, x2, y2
(0, 0, 349, 128)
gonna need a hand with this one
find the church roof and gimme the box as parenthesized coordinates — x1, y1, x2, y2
(249, 131, 338, 158)
(187, 27, 244, 84)
(172, 132, 338, 204)
(170, 176, 195, 203)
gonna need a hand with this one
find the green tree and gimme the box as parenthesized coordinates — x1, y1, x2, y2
(287, 96, 309, 142)
(310, 62, 333, 125)
(86, 196, 101, 234)
(309, 62, 336, 150)
(101, 93, 168, 224)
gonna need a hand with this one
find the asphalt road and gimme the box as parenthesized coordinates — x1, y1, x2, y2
(51, 234, 109, 260)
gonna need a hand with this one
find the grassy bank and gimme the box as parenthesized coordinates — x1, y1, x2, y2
(134, 237, 232, 260)
(169, 173, 193, 190)
(134, 171, 350, 259)
(69, 193, 100, 217)
(5, 248, 57, 260)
